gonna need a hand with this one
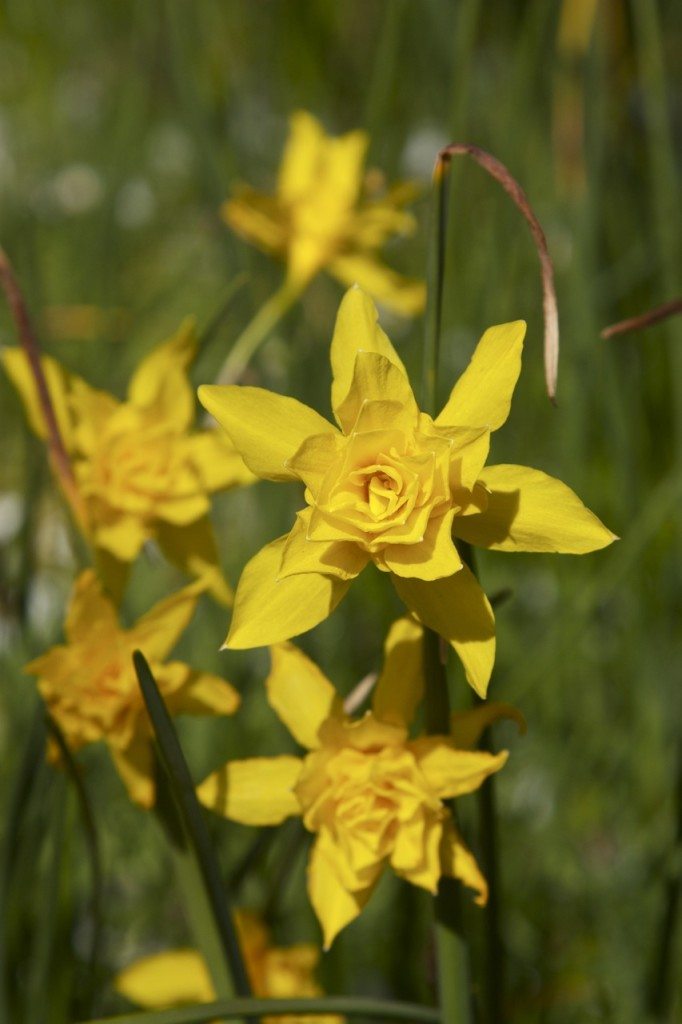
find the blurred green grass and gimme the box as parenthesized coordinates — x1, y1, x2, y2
(0, 1, 680, 1022)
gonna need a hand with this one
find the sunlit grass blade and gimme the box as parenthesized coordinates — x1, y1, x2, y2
(132, 651, 251, 1005)
(80, 994, 442, 1024)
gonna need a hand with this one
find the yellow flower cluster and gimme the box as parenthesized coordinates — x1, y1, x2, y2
(116, 910, 341, 1023)
(3, 318, 253, 603)
(7, 107, 618, 979)
(225, 111, 425, 316)
(201, 286, 616, 695)
(199, 620, 520, 947)
(25, 570, 239, 807)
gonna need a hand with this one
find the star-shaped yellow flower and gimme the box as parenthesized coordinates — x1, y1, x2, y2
(25, 570, 240, 808)
(2, 319, 254, 602)
(199, 287, 616, 695)
(223, 110, 425, 316)
(198, 619, 512, 948)
(115, 910, 341, 1023)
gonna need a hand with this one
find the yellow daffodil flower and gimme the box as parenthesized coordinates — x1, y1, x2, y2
(24, 570, 239, 808)
(2, 318, 254, 603)
(198, 619, 512, 948)
(223, 110, 425, 317)
(115, 910, 341, 1023)
(199, 287, 617, 696)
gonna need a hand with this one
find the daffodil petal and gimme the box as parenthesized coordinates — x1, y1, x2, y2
(92, 512, 149, 562)
(278, 112, 367, 209)
(392, 566, 496, 697)
(279, 511, 369, 581)
(168, 670, 240, 718)
(197, 756, 302, 825)
(2, 348, 75, 450)
(412, 737, 508, 798)
(450, 702, 526, 750)
(131, 582, 203, 663)
(64, 569, 118, 643)
(436, 321, 526, 431)
(287, 432, 345, 492)
(110, 734, 154, 809)
(381, 509, 461, 580)
(440, 820, 488, 906)
(186, 431, 256, 491)
(155, 516, 233, 607)
(199, 385, 336, 482)
(222, 189, 287, 253)
(266, 643, 342, 750)
(335, 350, 418, 435)
(453, 464, 618, 552)
(330, 254, 426, 317)
(330, 287, 407, 424)
(390, 813, 442, 893)
(307, 829, 379, 949)
(115, 949, 214, 1007)
(226, 535, 350, 648)
(128, 318, 197, 430)
(372, 616, 424, 728)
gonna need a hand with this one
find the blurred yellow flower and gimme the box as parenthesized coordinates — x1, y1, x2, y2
(115, 910, 341, 1023)
(199, 619, 510, 948)
(200, 287, 616, 695)
(2, 318, 254, 602)
(25, 569, 239, 808)
(224, 110, 425, 316)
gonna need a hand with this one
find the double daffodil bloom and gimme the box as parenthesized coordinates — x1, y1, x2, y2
(2, 319, 254, 602)
(116, 910, 341, 1023)
(200, 287, 616, 695)
(198, 619, 513, 948)
(224, 110, 425, 316)
(25, 570, 239, 808)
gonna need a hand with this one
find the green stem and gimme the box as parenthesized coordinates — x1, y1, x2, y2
(216, 277, 303, 384)
(422, 135, 474, 1024)
(461, 538, 504, 1024)
(423, 631, 474, 1024)
(79, 995, 441, 1024)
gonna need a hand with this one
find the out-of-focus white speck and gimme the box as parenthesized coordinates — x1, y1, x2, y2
(115, 178, 156, 229)
(0, 492, 24, 544)
(401, 125, 447, 180)
(50, 163, 105, 215)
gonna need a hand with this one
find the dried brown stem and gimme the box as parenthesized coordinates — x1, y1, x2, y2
(601, 297, 682, 339)
(435, 144, 559, 402)
(0, 246, 86, 527)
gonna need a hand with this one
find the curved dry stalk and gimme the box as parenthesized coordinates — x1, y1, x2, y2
(0, 246, 87, 529)
(601, 297, 682, 339)
(434, 144, 559, 402)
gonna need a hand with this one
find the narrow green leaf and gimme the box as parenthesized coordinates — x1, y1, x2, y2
(133, 651, 251, 1004)
(80, 994, 441, 1024)
(0, 699, 45, 1019)
(47, 716, 103, 1018)
(24, 774, 68, 1024)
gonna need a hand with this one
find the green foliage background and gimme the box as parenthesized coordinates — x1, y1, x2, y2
(0, 2, 680, 1022)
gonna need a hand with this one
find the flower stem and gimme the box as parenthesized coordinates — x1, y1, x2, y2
(215, 277, 303, 384)
(423, 631, 474, 1024)
(422, 143, 474, 1024)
